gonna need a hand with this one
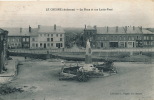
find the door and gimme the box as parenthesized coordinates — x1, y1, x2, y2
(44, 43, 46, 48)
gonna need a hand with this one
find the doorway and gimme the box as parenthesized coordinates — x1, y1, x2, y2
(44, 43, 46, 48)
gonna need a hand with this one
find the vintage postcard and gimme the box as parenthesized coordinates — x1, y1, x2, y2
(0, 0, 154, 100)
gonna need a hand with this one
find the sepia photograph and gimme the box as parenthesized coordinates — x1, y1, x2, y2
(0, 0, 154, 100)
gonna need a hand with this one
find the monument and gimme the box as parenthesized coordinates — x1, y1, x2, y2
(85, 39, 92, 64)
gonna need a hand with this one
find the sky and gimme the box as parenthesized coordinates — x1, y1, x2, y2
(0, 0, 154, 28)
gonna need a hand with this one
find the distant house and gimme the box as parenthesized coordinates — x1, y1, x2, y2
(3, 27, 30, 49)
(0, 28, 8, 73)
(30, 24, 65, 49)
(3, 24, 65, 49)
(83, 25, 154, 48)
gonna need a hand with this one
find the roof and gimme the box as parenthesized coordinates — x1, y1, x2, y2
(97, 27, 126, 34)
(2, 25, 65, 37)
(85, 26, 154, 34)
(0, 28, 8, 35)
(38, 25, 65, 33)
(126, 27, 142, 34)
(30, 28, 39, 36)
(2, 27, 30, 36)
(142, 29, 153, 34)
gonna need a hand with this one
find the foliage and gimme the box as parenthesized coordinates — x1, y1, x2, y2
(64, 27, 84, 48)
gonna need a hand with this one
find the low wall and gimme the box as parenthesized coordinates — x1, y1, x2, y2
(9, 51, 154, 62)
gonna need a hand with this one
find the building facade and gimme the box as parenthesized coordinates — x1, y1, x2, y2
(4, 27, 30, 49)
(30, 24, 65, 49)
(0, 28, 8, 73)
(83, 25, 154, 49)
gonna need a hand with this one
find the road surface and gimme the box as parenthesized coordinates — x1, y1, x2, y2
(0, 59, 154, 100)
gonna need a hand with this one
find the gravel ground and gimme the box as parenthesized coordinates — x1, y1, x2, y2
(0, 60, 153, 100)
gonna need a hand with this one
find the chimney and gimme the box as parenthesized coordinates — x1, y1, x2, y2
(125, 26, 127, 33)
(94, 25, 97, 30)
(29, 25, 31, 33)
(54, 24, 56, 31)
(20, 28, 22, 33)
(116, 26, 118, 32)
(133, 26, 135, 30)
(85, 25, 86, 29)
(38, 25, 40, 29)
(107, 26, 109, 33)
(140, 26, 142, 32)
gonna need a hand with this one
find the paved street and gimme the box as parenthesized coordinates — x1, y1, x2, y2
(0, 59, 153, 100)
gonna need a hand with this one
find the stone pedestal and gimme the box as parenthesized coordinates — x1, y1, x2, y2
(85, 55, 92, 64)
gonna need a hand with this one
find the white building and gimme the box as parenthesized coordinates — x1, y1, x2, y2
(30, 24, 65, 49)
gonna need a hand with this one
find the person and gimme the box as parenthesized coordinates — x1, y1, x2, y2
(25, 56, 27, 61)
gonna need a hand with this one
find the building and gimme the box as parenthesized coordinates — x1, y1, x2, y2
(30, 24, 65, 49)
(3, 24, 65, 49)
(83, 25, 154, 49)
(3, 27, 30, 49)
(142, 29, 154, 47)
(0, 28, 8, 73)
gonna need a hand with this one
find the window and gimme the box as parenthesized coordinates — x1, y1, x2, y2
(51, 38, 53, 41)
(60, 43, 63, 47)
(128, 36, 131, 40)
(115, 36, 117, 40)
(32, 43, 35, 47)
(51, 43, 53, 46)
(144, 36, 146, 40)
(56, 34, 58, 37)
(32, 38, 35, 41)
(26, 38, 29, 42)
(101, 37, 104, 40)
(60, 34, 62, 37)
(144, 42, 147, 45)
(150, 42, 152, 45)
(138, 36, 142, 40)
(23, 38, 25, 42)
(47, 38, 50, 41)
(40, 43, 42, 47)
(47, 43, 50, 47)
(60, 38, 62, 41)
(104, 36, 106, 40)
(101, 43, 103, 47)
(119, 36, 122, 40)
(123, 36, 126, 40)
(56, 43, 59, 47)
(48, 34, 49, 37)
(44, 34, 46, 37)
(36, 43, 38, 47)
(111, 36, 113, 40)
(151, 36, 153, 40)
(51, 34, 53, 37)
